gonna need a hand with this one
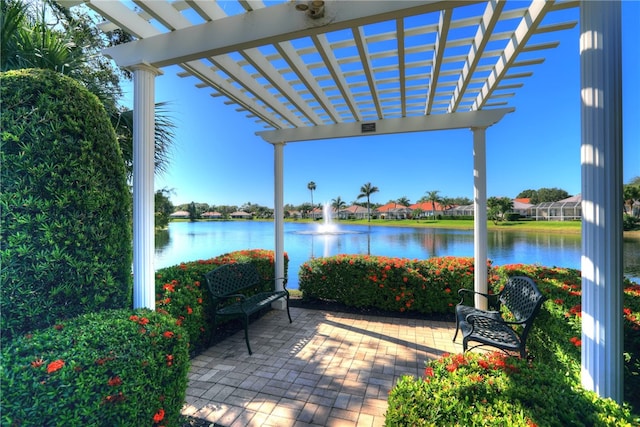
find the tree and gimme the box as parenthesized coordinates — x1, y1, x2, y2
(332, 196, 347, 219)
(357, 182, 379, 222)
(188, 202, 199, 222)
(396, 196, 411, 207)
(536, 188, 570, 203)
(488, 196, 514, 224)
(425, 190, 441, 218)
(516, 189, 538, 200)
(307, 181, 316, 216)
(155, 188, 174, 229)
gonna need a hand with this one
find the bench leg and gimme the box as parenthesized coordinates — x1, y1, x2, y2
(243, 314, 252, 355)
(285, 295, 292, 323)
(453, 319, 460, 342)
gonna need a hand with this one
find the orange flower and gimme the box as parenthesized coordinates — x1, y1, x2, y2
(166, 354, 174, 366)
(47, 359, 65, 374)
(153, 408, 165, 423)
(163, 331, 174, 339)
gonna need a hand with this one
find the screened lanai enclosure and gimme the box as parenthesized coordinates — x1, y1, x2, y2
(58, 0, 625, 404)
(534, 194, 582, 221)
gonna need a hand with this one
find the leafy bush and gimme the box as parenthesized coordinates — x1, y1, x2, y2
(1, 309, 189, 427)
(299, 255, 498, 314)
(495, 264, 640, 413)
(386, 352, 636, 426)
(0, 69, 132, 342)
(154, 249, 288, 352)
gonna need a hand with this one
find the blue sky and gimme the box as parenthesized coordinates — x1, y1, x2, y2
(122, 2, 638, 208)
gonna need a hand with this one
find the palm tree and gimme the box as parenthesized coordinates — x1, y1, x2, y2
(332, 196, 347, 219)
(425, 190, 441, 218)
(307, 181, 316, 218)
(396, 196, 411, 207)
(357, 182, 379, 222)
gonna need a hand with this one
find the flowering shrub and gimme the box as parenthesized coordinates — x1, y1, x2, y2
(154, 249, 288, 352)
(494, 264, 640, 411)
(299, 255, 498, 314)
(386, 352, 636, 426)
(1, 309, 189, 427)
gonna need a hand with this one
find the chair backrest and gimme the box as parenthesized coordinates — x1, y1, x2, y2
(499, 276, 545, 324)
(205, 262, 261, 299)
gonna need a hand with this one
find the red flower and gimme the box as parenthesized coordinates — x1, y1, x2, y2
(47, 359, 65, 374)
(108, 376, 123, 387)
(186, 306, 193, 315)
(570, 336, 582, 347)
(31, 358, 44, 368)
(153, 409, 165, 423)
(166, 354, 174, 367)
(424, 367, 434, 377)
(444, 288, 451, 293)
(163, 331, 174, 339)
(446, 363, 458, 372)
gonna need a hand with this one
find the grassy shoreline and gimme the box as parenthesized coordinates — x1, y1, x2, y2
(172, 217, 640, 238)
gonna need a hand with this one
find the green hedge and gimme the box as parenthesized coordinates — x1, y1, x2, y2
(154, 249, 288, 352)
(299, 255, 496, 314)
(1, 309, 189, 427)
(1, 69, 132, 342)
(386, 352, 636, 426)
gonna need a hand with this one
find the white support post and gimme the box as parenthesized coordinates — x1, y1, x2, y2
(132, 64, 161, 310)
(472, 126, 488, 310)
(272, 142, 286, 310)
(580, 1, 623, 403)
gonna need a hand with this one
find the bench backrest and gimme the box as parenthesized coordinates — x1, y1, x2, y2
(499, 276, 545, 325)
(205, 262, 261, 299)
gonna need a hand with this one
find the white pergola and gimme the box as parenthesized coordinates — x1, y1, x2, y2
(60, 0, 623, 403)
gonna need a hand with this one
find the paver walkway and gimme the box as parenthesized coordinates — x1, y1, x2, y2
(182, 306, 462, 427)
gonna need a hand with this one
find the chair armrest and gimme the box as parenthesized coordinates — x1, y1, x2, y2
(216, 293, 247, 303)
(457, 288, 499, 308)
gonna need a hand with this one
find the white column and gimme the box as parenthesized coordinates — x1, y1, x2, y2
(580, 1, 623, 403)
(272, 142, 286, 309)
(132, 64, 161, 310)
(472, 126, 488, 309)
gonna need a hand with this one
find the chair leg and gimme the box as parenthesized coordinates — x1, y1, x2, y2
(243, 315, 252, 355)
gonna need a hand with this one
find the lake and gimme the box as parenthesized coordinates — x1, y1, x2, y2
(155, 221, 640, 288)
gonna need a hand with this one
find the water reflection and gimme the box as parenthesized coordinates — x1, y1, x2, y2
(154, 221, 639, 288)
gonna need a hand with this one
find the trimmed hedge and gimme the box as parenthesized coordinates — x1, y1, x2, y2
(1, 69, 132, 342)
(154, 249, 288, 352)
(0, 309, 189, 427)
(299, 255, 496, 314)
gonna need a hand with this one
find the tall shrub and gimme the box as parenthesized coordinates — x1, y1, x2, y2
(0, 69, 132, 341)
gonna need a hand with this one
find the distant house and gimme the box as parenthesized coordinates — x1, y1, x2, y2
(230, 211, 252, 219)
(376, 202, 411, 219)
(511, 199, 533, 217)
(169, 210, 189, 218)
(409, 201, 444, 218)
(444, 205, 474, 216)
(533, 195, 582, 221)
(201, 211, 222, 219)
(343, 205, 368, 220)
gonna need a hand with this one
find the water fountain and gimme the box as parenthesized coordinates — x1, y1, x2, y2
(316, 202, 339, 234)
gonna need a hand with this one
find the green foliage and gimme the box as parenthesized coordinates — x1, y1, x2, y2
(386, 352, 636, 426)
(1, 309, 189, 427)
(0, 69, 132, 342)
(154, 249, 288, 353)
(155, 189, 174, 229)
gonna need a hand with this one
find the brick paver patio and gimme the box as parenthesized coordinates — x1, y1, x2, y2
(182, 306, 462, 426)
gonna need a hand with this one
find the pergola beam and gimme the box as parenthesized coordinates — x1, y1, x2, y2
(257, 108, 514, 143)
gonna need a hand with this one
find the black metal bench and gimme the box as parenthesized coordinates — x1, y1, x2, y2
(204, 262, 291, 355)
(453, 276, 545, 358)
